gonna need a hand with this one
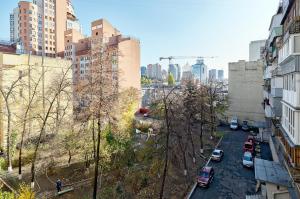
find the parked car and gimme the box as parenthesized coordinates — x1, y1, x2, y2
(243, 141, 254, 154)
(211, 149, 224, 162)
(242, 151, 254, 168)
(242, 121, 249, 131)
(197, 166, 214, 187)
(230, 116, 238, 130)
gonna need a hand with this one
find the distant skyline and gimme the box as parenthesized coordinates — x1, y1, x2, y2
(0, 0, 279, 77)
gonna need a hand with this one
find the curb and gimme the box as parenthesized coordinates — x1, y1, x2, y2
(186, 135, 224, 199)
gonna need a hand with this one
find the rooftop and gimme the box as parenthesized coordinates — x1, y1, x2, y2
(254, 158, 291, 187)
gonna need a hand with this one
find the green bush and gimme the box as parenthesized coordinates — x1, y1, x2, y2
(0, 157, 7, 171)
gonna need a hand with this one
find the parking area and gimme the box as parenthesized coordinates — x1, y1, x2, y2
(190, 128, 270, 199)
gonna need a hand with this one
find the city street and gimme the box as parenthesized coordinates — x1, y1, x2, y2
(191, 129, 257, 199)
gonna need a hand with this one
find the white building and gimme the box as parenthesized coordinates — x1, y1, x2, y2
(9, 8, 19, 43)
(249, 40, 266, 61)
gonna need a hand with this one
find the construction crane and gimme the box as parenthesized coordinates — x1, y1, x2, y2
(159, 56, 216, 62)
(159, 56, 217, 83)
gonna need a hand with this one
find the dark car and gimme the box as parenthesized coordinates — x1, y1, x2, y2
(242, 121, 249, 131)
(197, 166, 214, 187)
(243, 141, 254, 154)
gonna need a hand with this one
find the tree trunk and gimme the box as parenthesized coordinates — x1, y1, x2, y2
(93, 117, 101, 199)
(6, 103, 12, 172)
(200, 123, 204, 154)
(187, 116, 196, 163)
(92, 118, 96, 159)
(68, 149, 72, 165)
(159, 99, 171, 199)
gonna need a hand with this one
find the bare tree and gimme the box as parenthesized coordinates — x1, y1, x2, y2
(74, 37, 119, 199)
(30, 66, 72, 188)
(18, 66, 43, 180)
(0, 68, 24, 172)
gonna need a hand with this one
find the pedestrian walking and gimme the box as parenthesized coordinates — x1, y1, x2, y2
(56, 179, 62, 193)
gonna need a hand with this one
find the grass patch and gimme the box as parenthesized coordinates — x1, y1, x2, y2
(215, 131, 225, 139)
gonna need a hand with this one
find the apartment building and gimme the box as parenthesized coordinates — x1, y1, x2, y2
(64, 19, 140, 106)
(10, 0, 81, 57)
(249, 40, 266, 61)
(276, 0, 300, 168)
(146, 64, 162, 81)
(0, 52, 72, 147)
(263, 4, 284, 123)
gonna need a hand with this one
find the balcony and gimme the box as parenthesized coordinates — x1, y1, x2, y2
(264, 65, 276, 80)
(271, 76, 283, 97)
(283, 90, 300, 108)
(278, 33, 300, 64)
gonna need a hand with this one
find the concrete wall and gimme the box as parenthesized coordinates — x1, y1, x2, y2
(266, 183, 290, 199)
(118, 39, 141, 92)
(0, 53, 72, 147)
(227, 60, 265, 125)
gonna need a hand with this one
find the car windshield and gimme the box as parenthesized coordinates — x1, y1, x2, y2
(212, 151, 220, 155)
(244, 155, 252, 161)
(245, 144, 252, 149)
(231, 122, 237, 126)
(200, 171, 209, 178)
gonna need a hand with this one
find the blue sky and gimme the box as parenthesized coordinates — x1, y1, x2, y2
(1, 0, 279, 77)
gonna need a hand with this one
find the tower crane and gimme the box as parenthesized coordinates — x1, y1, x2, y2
(159, 56, 216, 62)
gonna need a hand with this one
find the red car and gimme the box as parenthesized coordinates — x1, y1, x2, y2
(243, 141, 254, 154)
(197, 166, 214, 187)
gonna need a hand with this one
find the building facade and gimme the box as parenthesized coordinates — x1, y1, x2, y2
(227, 60, 265, 125)
(141, 66, 146, 77)
(249, 40, 266, 61)
(191, 59, 207, 84)
(217, 69, 224, 81)
(147, 63, 162, 81)
(0, 52, 72, 147)
(64, 19, 140, 109)
(276, 0, 300, 168)
(10, 0, 81, 57)
(263, 4, 284, 122)
(209, 69, 217, 81)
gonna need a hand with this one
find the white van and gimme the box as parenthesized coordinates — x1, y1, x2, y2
(230, 116, 238, 130)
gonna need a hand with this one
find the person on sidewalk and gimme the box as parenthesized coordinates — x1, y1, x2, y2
(56, 179, 62, 193)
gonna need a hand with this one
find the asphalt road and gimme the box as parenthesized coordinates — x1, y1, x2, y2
(191, 129, 256, 199)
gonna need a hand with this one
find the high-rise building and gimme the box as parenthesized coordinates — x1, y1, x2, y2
(146, 63, 162, 80)
(141, 66, 147, 77)
(209, 69, 217, 81)
(191, 59, 207, 84)
(218, 70, 224, 81)
(249, 40, 266, 61)
(10, 0, 81, 57)
(176, 64, 181, 81)
(169, 64, 180, 82)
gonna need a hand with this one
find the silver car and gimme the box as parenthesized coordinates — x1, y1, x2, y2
(242, 152, 254, 168)
(211, 149, 224, 161)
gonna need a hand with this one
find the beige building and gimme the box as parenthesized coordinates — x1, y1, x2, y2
(0, 52, 72, 147)
(65, 19, 141, 95)
(10, 0, 81, 57)
(227, 60, 265, 125)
